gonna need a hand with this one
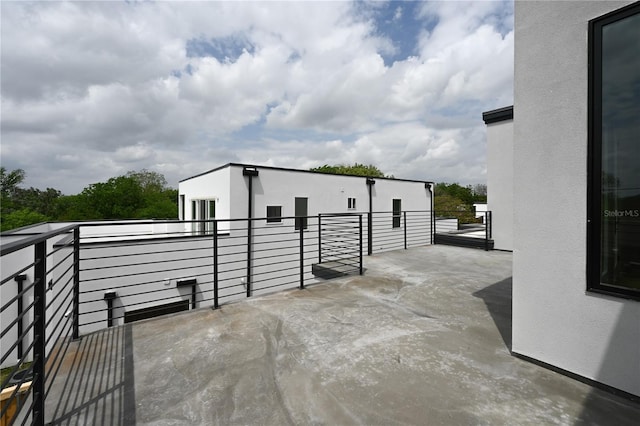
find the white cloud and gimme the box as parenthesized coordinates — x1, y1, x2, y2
(0, 1, 513, 194)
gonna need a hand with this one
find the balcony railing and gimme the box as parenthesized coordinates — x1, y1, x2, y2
(434, 210, 493, 251)
(0, 209, 488, 424)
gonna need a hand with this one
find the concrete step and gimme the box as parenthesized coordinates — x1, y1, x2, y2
(312, 260, 359, 279)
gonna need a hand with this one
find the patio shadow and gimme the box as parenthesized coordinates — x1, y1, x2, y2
(472, 277, 512, 351)
(46, 324, 136, 425)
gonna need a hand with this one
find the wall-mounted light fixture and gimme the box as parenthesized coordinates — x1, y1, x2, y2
(242, 166, 259, 176)
(104, 291, 118, 327)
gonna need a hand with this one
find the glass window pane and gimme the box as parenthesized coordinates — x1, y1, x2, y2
(599, 11, 640, 291)
(393, 199, 401, 228)
(295, 197, 308, 230)
(266, 206, 282, 223)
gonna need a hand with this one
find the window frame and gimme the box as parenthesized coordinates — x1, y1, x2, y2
(392, 199, 401, 228)
(587, 2, 640, 301)
(347, 197, 356, 210)
(190, 199, 216, 235)
(294, 197, 308, 230)
(266, 205, 282, 223)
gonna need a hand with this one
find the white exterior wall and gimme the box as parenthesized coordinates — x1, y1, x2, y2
(486, 119, 514, 250)
(180, 164, 432, 222)
(513, 0, 639, 396)
(369, 178, 431, 213)
(180, 164, 433, 254)
(245, 167, 370, 218)
(179, 166, 232, 231)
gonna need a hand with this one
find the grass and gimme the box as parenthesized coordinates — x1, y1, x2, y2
(0, 362, 32, 387)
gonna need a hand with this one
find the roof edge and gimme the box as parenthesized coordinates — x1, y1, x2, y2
(482, 106, 513, 124)
(180, 162, 434, 185)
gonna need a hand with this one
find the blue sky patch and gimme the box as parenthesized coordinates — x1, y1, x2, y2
(186, 35, 255, 62)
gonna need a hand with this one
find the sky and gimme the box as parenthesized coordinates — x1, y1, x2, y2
(0, 0, 514, 194)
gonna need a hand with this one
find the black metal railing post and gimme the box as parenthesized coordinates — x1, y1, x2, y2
(359, 214, 363, 275)
(299, 222, 304, 289)
(246, 218, 252, 298)
(403, 211, 407, 249)
(318, 214, 322, 264)
(73, 226, 80, 340)
(367, 212, 373, 255)
(213, 220, 219, 309)
(433, 211, 437, 245)
(484, 211, 489, 251)
(33, 240, 47, 426)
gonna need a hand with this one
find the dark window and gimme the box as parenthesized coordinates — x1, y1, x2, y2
(295, 197, 308, 230)
(206, 200, 215, 233)
(266, 205, 282, 223)
(588, 3, 640, 300)
(180, 195, 185, 220)
(191, 200, 197, 233)
(392, 199, 401, 228)
(348, 197, 356, 209)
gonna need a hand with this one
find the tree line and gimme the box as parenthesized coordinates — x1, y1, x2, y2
(434, 182, 487, 223)
(309, 163, 487, 215)
(0, 167, 178, 232)
(1, 163, 487, 232)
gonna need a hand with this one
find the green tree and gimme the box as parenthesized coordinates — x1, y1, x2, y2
(310, 163, 389, 178)
(2, 209, 49, 231)
(78, 176, 145, 219)
(0, 168, 54, 231)
(13, 187, 62, 217)
(54, 170, 178, 220)
(1, 167, 26, 210)
(434, 182, 488, 225)
(127, 170, 177, 219)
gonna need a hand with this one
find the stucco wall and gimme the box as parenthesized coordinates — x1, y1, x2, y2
(225, 165, 431, 220)
(513, 0, 639, 396)
(179, 166, 232, 226)
(486, 119, 513, 251)
(181, 164, 432, 220)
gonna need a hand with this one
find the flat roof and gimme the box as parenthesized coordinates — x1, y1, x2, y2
(179, 162, 434, 185)
(42, 245, 640, 424)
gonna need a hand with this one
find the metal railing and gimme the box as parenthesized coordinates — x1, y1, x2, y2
(0, 208, 490, 424)
(1, 225, 78, 426)
(434, 210, 493, 251)
(0, 215, 362, 425)
(367, 210, 433, 254)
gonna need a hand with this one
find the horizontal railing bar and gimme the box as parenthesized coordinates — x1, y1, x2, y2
(0, 223, 77, 256)
(0, 363, 36, 420)
(0, 279, 37, 314)
(0, 322, 38, 376)
(252, 277, 300, 291)
(44, 303, 73, 347)
(47, 262, 74, 291)
(44, 323, 74, 396)
(80, 254, 215, 272)
(0, 298, 37, 340)
(0, 262, 35, 287)
(45, 274, 75, 308)
(45, 287, 74, 329)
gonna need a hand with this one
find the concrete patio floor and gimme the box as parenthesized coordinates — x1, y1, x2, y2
(45, 245, 639, 425)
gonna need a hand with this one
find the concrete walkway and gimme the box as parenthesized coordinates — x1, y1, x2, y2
(46, 245, 639, 425)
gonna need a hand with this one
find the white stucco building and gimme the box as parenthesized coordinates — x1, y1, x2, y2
(178, 163, 434, 231)
(482, 106, 513, 251)
(496, 0, 640, 398)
